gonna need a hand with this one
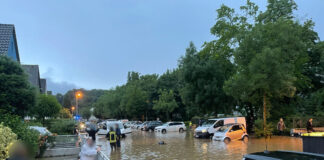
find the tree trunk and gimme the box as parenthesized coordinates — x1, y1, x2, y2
(263, 93, 267, 136)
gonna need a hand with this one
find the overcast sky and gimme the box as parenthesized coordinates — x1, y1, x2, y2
(1, 0, 323, 94)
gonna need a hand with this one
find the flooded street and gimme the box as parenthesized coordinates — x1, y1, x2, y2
(96, 130, 302, 160)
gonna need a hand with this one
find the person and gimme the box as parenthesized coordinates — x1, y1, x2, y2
(79, 138, 100, 160)
(115, 124, 121, 148)
(87, 122, 98, 141)
(277, 118, 286, 135)
(306, 118, 315, 133)
(189, 121, 192, 129)
(73, 125, 78, 135)
(106, 127, 117, 151)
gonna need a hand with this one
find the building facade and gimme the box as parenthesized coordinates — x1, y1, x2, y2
(0, 24, 20, 62)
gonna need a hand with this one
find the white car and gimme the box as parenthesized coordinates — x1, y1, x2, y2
(194, 117, 246, 138)
(97, 121, 132, 137)
(155, 122, 186, 133)
(29, 126, 52, 136)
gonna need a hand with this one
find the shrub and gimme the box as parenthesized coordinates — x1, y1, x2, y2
(0, 113, 39, 157)
(254, 119, 274, 137)
(0, 123, 17, 160)
(49, 120, 76, 135)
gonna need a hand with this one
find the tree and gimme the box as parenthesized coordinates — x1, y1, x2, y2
(59, 107, 72, 119)
(0, 56, 36, 117)
(31, 94, 61, 123)
(221, 0, 318, 135)
(179, 42, 235, 118)
(80, 107, 91, 120)
(153, 90, 178, 121)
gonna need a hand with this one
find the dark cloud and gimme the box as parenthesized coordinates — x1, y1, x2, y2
(45, 78, 77, 94)
(41, 68, 78, 94)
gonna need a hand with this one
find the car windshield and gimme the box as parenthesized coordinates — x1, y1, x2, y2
(218, 125, 231, 132)
(202, 120, 216, 127)
(162, 123, 169, 126)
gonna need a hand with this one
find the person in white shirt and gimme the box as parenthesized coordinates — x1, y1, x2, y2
(79, 138, 100, 160)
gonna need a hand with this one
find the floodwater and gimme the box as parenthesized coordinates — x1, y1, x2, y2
(96, 130, 302, 160)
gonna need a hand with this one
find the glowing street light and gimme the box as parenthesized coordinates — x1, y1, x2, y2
(75, 90, 83, 116)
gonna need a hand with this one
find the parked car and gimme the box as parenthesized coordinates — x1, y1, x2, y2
(29, 126, 52, 136)
(213, 123, 248, 143)
(243, 150, 324, 160)
(97, 121, 132, 137)
(155, 122, 186, 133)
(195, 117, 246, 138)
(144, 121, 163, 131)
(139, 121, 150, 130)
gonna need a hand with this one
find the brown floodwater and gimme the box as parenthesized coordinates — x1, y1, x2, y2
(96, 130, 302, 160)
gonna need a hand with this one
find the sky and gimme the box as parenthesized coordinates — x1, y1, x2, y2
(1, 0, 323, 94)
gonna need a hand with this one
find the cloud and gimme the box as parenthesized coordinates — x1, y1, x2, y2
(41, 68, 78, 94)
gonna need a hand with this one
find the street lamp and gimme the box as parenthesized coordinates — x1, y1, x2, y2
(71, 106, 75, 115)
(75, 91, 83, 116)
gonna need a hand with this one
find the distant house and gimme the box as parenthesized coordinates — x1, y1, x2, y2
(0, 24, 20, 62)
(22, 64, 42, 92)
(40, 78, 47, 94)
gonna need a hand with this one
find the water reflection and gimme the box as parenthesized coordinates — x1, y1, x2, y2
(96, 131, 302, 160)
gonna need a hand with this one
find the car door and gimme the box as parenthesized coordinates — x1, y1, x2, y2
(168, 123, 175, 131)
(228, 125, 242, 140)
(209, 120, 224, 134)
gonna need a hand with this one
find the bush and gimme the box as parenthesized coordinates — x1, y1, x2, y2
(254, 119, 274, 137)
(49, 120, 76, 135)
(0, 123, 17, 160)
(0, 114, 39, 157)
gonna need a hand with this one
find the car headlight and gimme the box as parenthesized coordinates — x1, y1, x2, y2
(202, 129, 207, 133)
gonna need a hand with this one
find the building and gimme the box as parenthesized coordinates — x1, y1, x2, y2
(0, 24, 20, 62)
(22, 64, 42, 92)
(40, 78, 47, 94)
(1, 23, 48, 94)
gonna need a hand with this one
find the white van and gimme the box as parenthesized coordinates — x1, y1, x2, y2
(194, 117, 246, 138)
(97, 121, 132, 137)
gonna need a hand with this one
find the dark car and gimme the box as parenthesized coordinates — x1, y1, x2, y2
(144, 121, 163, 131)
(243, 150, 324, 160)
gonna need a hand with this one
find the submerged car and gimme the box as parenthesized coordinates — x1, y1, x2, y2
(97, 121, 132, 137)
(195, 117, 246, 138)
(213, 123, 248, 143)
(155, 122, 186, 133)
(144, 121, 163, 131)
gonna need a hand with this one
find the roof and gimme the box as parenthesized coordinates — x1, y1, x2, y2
(0, 24, 20, 62)
(22, 64, 41, 90)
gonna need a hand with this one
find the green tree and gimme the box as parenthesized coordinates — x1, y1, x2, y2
(179, 42, 235, 118)
(153, 90, 178, 121)
(0, 56, 36, 117)
(59, 107, 72, 119)
(80, 107, 91, 120)
(31, 94, 61, 123)
(221, 0, 319, 135)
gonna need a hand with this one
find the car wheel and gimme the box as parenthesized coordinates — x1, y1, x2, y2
(162, 129, 167, 134)
(122, 134, 126, 138)
(179, 128, 184, 133)
(224, 137, 231, 144)
(243, 135, 249, 142)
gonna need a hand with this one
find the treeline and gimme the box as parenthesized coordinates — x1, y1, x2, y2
(62, 0, 324, 131)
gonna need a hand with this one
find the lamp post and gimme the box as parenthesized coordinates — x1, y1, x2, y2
(75, 91, 82, 116)
(71, 106, 75, 116)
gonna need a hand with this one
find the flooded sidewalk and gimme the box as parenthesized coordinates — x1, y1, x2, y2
(97, 130, 302, 160)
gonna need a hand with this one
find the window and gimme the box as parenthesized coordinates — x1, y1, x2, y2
(214, 120, 224, 128)
(231, 125, 242, 131)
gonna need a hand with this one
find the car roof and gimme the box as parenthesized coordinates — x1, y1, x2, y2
(244, 151, 324, 160)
